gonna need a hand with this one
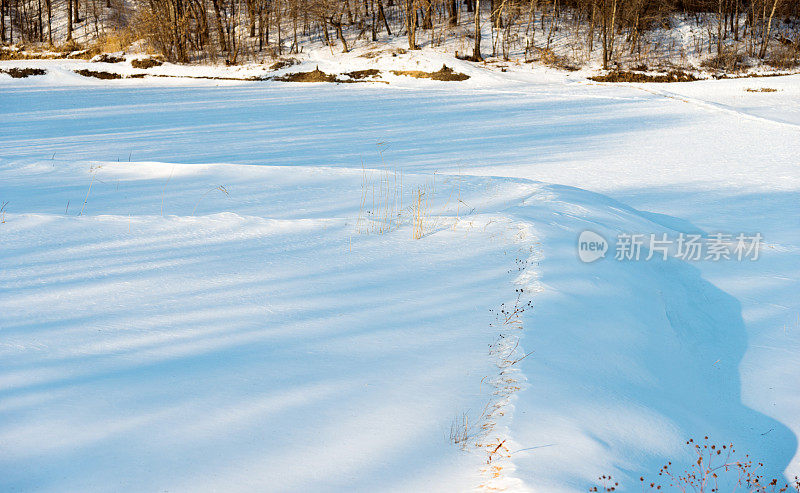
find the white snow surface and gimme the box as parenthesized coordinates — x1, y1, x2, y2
(1, 51, 799, 492)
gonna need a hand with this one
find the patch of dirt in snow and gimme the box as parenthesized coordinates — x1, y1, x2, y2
(131, 57, 164, 69)
(0, 67, 47, 78)
(391, 64, 470, 81)
(268, 57, 300, 70)
(272, 67, 385, 83)
(74, 68, 127, 79)
(91, 53, 125, 64)
(359, 47, 408, 59)
(589, 69, 701, 83)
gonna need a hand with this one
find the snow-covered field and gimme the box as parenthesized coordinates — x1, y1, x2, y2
(1, 56, 799, 492)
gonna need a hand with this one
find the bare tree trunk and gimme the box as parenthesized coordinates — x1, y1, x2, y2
(246, 0, 255, 37)
(46, 0, 51, 44)
(37, 0, 42, 41)
(490, 0, 501, 28)
(422, 0, 432, 29)
(330, 15, 349, 52)
(320, 15, 331, 46)
(602, 0, 617, 68)
(344, 0, 353, 24)
(446, 0, 457, 26)
(406, 0, 416, 49)
(258, 0, 265, 49)
(601, 0, 608, 68)
(474, 0, 482, 60)
(589, 0, 596, 53)
(369, 0, 377, 40)
(609, 0, 617, 61)
(292, 5, 298, 53)
(759, 0, 780, 58)
(377, 0, 391, 35)
(277, 0, 283, 54)
(67, 0, 73, 40)
(210, 0, 227, 53)
(717, 0, 723, 56)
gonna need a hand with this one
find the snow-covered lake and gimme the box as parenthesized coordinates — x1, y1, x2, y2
(1, 63, 799, 492)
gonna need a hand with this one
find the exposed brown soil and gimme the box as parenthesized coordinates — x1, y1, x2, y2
(0, 67, 47, 78)
(390, 64, 469, 81)
(273, 67, 338, 82)
(360, 47, 407, 59)
(272, 67, 384, 83)
(713, 71, 799, 79)
(341, 69, 381, 80)
(78, 71, 261, 81)
(589, 70, 700, 83)
(270, 65, 469, 83)
(131, 57, 163, 69)
(269, 58, 299, 70)
(93, 53, 125, 63)
(74, 69, 124, 79)
(455, 51, 483, 62)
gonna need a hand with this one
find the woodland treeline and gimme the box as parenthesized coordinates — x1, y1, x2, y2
(2, 0, 799, 67)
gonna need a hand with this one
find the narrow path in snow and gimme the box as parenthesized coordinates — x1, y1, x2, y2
(624, 83, 800, 131)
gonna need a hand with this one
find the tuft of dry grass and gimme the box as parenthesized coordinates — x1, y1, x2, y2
(411, 187, 427, 239)
(93, 30, 134, 54)
(79, 167, 100, 216)
(356, 164, 405, 235)
(54, 40, 84, 54)
(746, 87, 779, 92)
(449, 413, 473, 450)
(192, 185, 230, 216)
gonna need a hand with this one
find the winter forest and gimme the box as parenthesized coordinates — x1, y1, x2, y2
(2, 0, 799, 68)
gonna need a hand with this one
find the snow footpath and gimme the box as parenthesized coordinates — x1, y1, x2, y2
(1, 57, 799, 492)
